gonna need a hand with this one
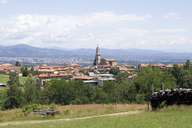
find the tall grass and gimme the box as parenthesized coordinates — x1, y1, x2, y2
(0, 104, 147, 122)
(0, 105, 191, 128)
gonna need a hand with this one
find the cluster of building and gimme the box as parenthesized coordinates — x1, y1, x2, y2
(3, 46, 187, 86)
(34, 46, 136, 85)
(0, 64, 19, 88)
(0, 63, 19, 74)
(138, 63, 184, 70)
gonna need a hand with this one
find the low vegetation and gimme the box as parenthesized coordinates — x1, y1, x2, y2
(0, 104, 146, 122)
(0, 106, 191, 128)
(0, 60, 192, 127)
(0, 74, 9, 84)
(0, 74, 27, 84)
(1, 60, 192, 110)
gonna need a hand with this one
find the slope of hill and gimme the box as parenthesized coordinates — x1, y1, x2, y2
(0, 44, 192, 64)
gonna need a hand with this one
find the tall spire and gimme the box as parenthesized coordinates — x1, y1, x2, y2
(93, 45, 101, 66)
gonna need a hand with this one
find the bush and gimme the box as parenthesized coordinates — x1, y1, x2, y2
(22, 104, 40, 115)
(2, 97, 20, 110)
(135, 94, 146, 104)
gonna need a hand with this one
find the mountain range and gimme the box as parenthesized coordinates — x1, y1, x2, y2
(0, 44, 192, 64)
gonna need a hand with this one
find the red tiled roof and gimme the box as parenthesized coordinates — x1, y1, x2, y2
(37, 73, 72, 79)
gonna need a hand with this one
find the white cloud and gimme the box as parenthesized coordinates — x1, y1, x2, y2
(154, 28, 187, 33)
(0, 12, 152, 48)
(0, 12, 192, 52)
(163, 12, 182, 20)
(0, 0, 8, 4)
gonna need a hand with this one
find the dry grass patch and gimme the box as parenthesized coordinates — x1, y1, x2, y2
(0, 104, 147, 122)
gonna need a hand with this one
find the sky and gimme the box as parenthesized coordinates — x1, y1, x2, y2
(0, 0, 192, 52)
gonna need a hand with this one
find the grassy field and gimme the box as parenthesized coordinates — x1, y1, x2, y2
(0, 104, 147, 122)
(0, 74, 9, 84)
(0, 105, 192, 128)
(0, 74, 27, 84)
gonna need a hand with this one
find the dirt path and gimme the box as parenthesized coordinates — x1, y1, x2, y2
(0, 110, 143, 127)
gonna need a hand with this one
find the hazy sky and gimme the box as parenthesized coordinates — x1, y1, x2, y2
(0, 0, 192, 52)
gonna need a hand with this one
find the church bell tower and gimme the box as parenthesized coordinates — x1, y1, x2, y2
(93, 45, 101, 66)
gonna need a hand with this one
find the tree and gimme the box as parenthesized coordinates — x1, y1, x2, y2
(15, 61, 21, 67)
(118, 80, 138, 103)
(115, 72, 129, 82)
(3, 83, 25, 109)
(134, 67, 176, 100)
(110, 68, 120, 76)
(2, 97, 20, 109)
(170, 65, 185, 87)
(94, 87, 107, 103)
(184, 60, 192, 70)
(103, 81, 120, 103)
(181, 70, 192, 88)
(23, 77, 40, 104)
(21, 66, 29, 77)
(3, 72, 26, 109)
(170, 64, 192, 88)
(0, 89, 8, 108)
(30, 66, 38, 75)
(102, 80, 137, 103)
(7, 72, 19, 86)
(42, 80, 91, 105)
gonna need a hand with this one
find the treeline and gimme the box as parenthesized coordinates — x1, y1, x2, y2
(1, 76, 141, 109)
(171, 60, 192, 88)
(1, 60, 192, 110)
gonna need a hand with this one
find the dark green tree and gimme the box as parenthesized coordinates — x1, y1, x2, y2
(181, 70, 192, 88)
(42, 80, 92, 105)
(115, 72, 129, 82)
(94, 87, 107, 103)
(170, 65, 185, 87)
(3, 83, 25, 109)
(21, 66, 29, 77)
(23, 77, 40, 104)
(15, 61, 21, 67)
(7, 72, 19, 86)
(109, 68, 120, 76)
(184, 60, 192, 70)
(134, 67, 176, 100)
(30, 66, 38, 75)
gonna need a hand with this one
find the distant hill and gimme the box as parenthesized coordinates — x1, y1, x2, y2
(0, 44, 192, 64)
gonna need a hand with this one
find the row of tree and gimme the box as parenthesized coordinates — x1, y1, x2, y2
(170, 60, 192, 88)
(1, 60, 192, 110)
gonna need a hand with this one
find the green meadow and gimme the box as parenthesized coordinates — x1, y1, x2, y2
(0, 74, 27, 84)
(0, 106, 191, 128)
(0, 74, 9, 84)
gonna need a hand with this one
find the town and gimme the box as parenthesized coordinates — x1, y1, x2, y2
(0, 0, 192, 127)
(0, 45, 186, 88)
